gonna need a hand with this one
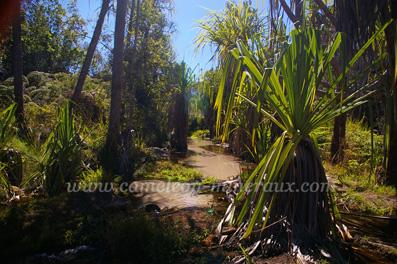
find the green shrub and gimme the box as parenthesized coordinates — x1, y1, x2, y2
(27, 71, 48, 87)
(30, 88, 51, 101)
(79, 168, 104, 189)
(135, 160, 203, 182)
(191, 129, 210, 139)
(2, 76, 29, 86)
(0, 85, 14, 103)
(25, 102, 57, 143)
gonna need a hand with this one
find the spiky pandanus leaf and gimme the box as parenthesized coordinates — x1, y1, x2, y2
(43, 101, 82, 196)
(0, 104, 17, 149)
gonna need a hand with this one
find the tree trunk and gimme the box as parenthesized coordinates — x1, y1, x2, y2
(205, 100, 215, 139)
(170, 92, 188, 154)
(330, 3, 351, 165)
(331, 113, 347, 164)
(12, 2, 28, 137)
(384, 17, 397, 187)
(124, 0, 140, 131)
(72, 0, 110, 101)
(103, 0, 128, 174)
(120, 0, 139, 178)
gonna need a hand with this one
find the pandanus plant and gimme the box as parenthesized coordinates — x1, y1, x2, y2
(170, 62, 195, 154)
(217, 23, 391, 256)
(43, 102, 82, 196)
(0, 104, 16, 196)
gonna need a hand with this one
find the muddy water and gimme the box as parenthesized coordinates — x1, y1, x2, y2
(131, 180, 225, 210)
(133, 139, 240, 210)
(182, 138, 241, 181)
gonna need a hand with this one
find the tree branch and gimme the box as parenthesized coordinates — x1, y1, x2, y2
(313, 0, 337, 26)
(279, 0, 298, 26)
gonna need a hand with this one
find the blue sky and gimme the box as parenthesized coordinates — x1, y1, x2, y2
(172, 0, 227, 73)
(63, 0, 268, 73)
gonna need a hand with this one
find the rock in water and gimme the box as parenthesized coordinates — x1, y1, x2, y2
(144, 203, 161, 214)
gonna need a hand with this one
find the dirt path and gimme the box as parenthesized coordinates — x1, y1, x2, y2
(182, 138, 241, 181)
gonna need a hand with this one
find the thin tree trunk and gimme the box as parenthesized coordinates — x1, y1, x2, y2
(331, 113, 347, 164)
(125, 0, 140, 131)
(120, 0, 139, 178)
(170, 92, 188, 154)
(72, 0, 110, 101)
(330, 1, 351, 164)
(104, 0, 128, 173)
(384, 17, 397, 186)
(12, 1, 28, 137)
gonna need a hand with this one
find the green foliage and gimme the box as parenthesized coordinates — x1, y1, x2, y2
(0, 162, 10, 197)
(191, 129, 210, 139)
(43, 102, 82, 196)
(78, 168, 104, 189)
(0, 104, 16, 148)
(324, 160, 396, 216)
(177, 61, 196, 94)
(27, 71, 48, 87)
(0, 72, 111, 145)
(122, 0, 176, 147)
(340, 190, 395, 216)
(135, 160, 204, 182)
(200, 176, 217, 185)
(196, 0, 264, 60)
(2, 0, 86, 76)
(239, 243, 254, 264)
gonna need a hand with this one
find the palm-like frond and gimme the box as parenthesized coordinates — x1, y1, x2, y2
(0, 104, 16, 149)
(43, 101, 82, 196)
(195, 1, 265, 62)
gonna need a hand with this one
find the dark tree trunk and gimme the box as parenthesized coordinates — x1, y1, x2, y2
(72, 0, 110, 101)
(331, 113, 347, 164)
(384, 14, 397, 187)
(330, 1, 351, 165)
(170, 92, 188, 154)
(386, 104, 397, 186)
(103, 0, 128, 174)
(12, 2, 28, 137)
(205, 100, 215, 139)
(124, 0, 140, 130)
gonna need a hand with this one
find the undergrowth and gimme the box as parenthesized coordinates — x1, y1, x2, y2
(318, 119, 396, 216)
(135, 160, 204, 182)
(0, 193, 199, 263)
